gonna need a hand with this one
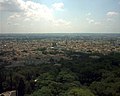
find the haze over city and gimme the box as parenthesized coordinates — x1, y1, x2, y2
(0, 0, 120, 33)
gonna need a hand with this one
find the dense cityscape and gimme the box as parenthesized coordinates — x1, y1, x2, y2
(0, 34, 120, 67)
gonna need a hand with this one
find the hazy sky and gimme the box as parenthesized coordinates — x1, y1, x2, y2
(0, 0, 120, 33)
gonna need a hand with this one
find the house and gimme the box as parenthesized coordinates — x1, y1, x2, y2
(0, 91, 16, 96)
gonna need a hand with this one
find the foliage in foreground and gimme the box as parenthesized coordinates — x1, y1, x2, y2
(0, 52, 120, 96)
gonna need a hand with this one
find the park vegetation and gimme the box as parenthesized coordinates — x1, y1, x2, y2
(0, 51, 120, 96)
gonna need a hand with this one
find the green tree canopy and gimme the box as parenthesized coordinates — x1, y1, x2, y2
(30, 86, 53, 96)
(65, 87, 95, 96)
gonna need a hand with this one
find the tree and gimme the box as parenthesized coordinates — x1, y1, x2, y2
(65, 87, 95, 96)
(0, 66, 5, 93)
(30, 86, 53, 96)
(56, 70, 77, 83)
(0, 82, 3, 94)
(17, 78, 25, 96)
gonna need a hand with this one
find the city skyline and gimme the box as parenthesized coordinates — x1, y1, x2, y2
(0, 0, 120, 33)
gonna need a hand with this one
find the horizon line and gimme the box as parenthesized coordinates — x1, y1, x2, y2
(0, 32, 120, 34)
